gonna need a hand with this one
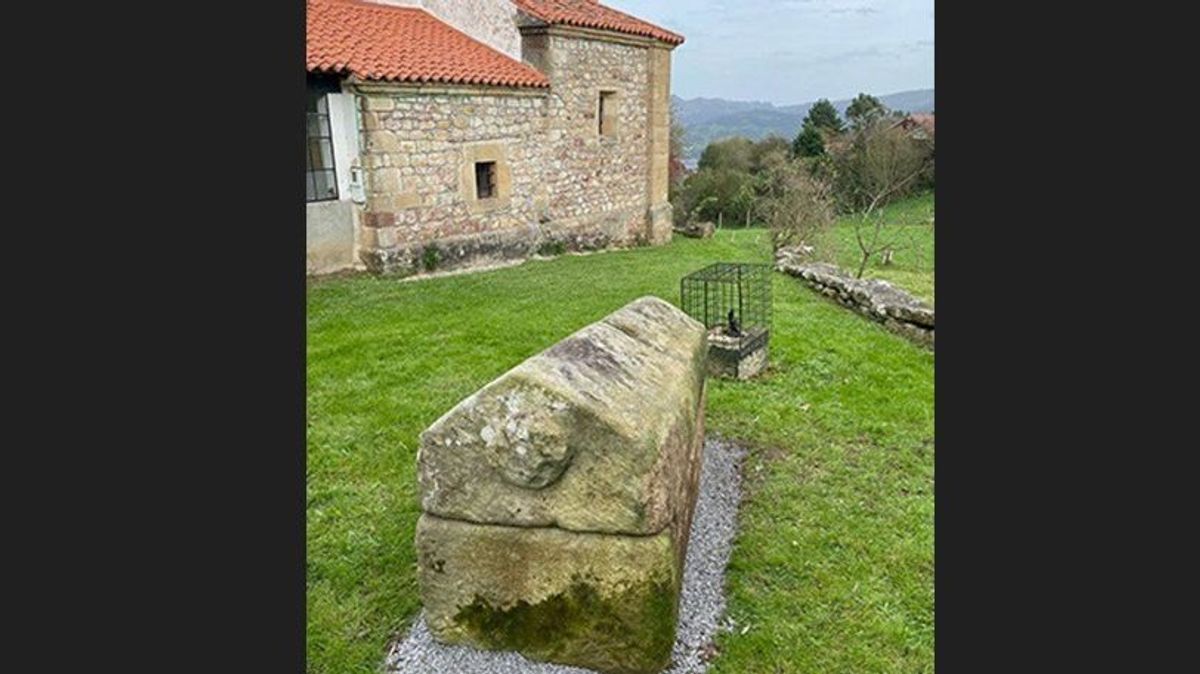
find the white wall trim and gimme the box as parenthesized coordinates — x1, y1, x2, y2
(326, 92, 361, 203)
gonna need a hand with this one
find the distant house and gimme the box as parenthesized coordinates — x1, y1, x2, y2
(891, 113, 935, 140)
(305, 0, 684, 276)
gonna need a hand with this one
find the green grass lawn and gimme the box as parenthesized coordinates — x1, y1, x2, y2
(828, 192, 935, 303)
(307, 197, 934, 674)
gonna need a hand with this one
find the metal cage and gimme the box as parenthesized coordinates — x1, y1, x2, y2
(680, 262, 772, 356)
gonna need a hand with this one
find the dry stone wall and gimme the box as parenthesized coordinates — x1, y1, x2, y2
(776, 251, 935, 348)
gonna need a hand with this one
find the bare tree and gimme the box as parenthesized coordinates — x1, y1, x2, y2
(760, 159, 836, 256)
(668, 98, 688, 196)
(844, 122, 933, 278)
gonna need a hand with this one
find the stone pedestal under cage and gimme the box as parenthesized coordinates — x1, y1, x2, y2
(681, 263, 772, 379)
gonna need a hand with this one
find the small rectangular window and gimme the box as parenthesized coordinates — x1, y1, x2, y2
(475, 161, 497, 199)
(599, 91, 618, 137)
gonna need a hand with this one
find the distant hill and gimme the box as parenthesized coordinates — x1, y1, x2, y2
(674, 89, 934, 166)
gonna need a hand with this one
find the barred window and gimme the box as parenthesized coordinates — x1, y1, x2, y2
(475, 161, 497, 200)
(306, 93, 338, 202)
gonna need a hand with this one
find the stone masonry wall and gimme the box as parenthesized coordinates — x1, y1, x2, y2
(538, 34, 652, 244)
(645, 45, 674, 244)
(351, 28, 671, 277)
(356, 89, 553, 275)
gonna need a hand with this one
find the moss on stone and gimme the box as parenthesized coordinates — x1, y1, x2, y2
(422, 246, 441, 271)
(537, 240, 567, 257)
(453, 574, 679, 674)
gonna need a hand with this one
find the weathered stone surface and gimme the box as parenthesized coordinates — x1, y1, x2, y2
(888, 303, 935, 328)
(674, 220, 714, 239)
(417, 0, 524, 59)
(775, 251, 934, 349)
(418, 296, 707, 534)
(706, 330, 769, 380)
(647, 202, 675, 245)
(416, 515, 680, 674)
(415, 296, 708, 674)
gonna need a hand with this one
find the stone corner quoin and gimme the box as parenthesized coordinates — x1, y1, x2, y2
(414, 296, 709, 674)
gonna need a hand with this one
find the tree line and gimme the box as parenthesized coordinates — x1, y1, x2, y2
(669, 93, 935, 277)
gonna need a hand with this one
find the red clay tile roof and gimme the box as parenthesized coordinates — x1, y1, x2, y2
(306, 0, 550, 88)
(514, 0, 685, 45)
(908, 113, 935, 134)
(893, 113, 935, 136)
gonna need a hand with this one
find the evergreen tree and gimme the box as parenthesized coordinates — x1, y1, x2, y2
(792, 121, 826, 158)
(846, 93, 887, 128)
(806, 98, 844, 133)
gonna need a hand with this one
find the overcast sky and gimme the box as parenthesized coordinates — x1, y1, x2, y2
(609, 0, 934, 106)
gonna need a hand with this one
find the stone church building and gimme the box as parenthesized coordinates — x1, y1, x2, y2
(306, 0, 684, 276)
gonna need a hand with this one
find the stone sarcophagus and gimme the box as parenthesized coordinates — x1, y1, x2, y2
(415, 297, 708, 674)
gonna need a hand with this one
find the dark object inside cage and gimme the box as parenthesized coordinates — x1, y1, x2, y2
(680, 263, 772, 379)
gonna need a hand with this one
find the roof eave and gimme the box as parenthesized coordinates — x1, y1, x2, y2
(513, 5, 684, 48)
(518, 20, 683, 50)
(344, 76, 551, 95)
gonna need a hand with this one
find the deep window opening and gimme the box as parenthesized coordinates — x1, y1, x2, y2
(475, 161, 497, 200)
(599, 91, 617, 137)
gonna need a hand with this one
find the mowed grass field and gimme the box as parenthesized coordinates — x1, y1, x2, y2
(307, 195, 934, 673)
